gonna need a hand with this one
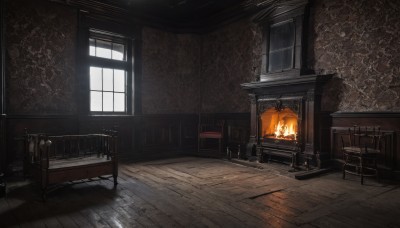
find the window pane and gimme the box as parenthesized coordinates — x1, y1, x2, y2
(112, 43, 125, 61)
(103, 92, 113, 111)
(90, 91, 102, 111)
(269, 51, 282, 72)
(281, 48, 294, 70)
(114, 69, 125, 92)
(103, 68, 113, 92)
(114, 93, 125, 112)
(89, 38, 95, 56)
(270, 21, 295, 52)
(96, 40, 112, 59)
(90, 67, 102, 90)
(268, 48, 293, 72)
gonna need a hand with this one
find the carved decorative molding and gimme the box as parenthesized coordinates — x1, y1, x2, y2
(257, 97, 303, 117)
(307, 89, 315, 102)
(252, 0, 308, 23)
(248, 94, 257, 104)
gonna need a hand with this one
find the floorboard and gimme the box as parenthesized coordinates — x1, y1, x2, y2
(1, 156, 400, 227)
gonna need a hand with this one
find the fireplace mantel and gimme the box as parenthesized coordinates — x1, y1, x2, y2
(241, 74, 332, 168)
(241, 74, 331, 95)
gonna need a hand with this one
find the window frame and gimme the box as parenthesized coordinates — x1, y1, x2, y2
(259, 6, 307, 81)
(88, 29, 132, 114)
(77, 13, 142, 116)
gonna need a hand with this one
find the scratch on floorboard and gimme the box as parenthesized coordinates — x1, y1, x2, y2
(247, 189, 284, 199)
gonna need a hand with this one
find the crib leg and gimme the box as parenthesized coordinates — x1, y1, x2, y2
(41, 172, 48, 202)
(113, 175, 118, 187)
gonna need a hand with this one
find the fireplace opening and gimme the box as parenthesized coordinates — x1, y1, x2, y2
(260, 107, 298, 141)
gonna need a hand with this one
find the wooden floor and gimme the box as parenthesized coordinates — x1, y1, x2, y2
(1, 157, 400, 227)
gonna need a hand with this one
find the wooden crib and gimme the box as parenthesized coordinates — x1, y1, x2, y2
(24, 130, 118, 199)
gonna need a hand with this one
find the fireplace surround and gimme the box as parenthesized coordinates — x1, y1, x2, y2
(241, 74, 331, 168)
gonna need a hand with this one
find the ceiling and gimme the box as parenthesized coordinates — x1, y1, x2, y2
(53, 0, 307, 33)
(55, 0, 257, 32)
(103, 0, 251, 30)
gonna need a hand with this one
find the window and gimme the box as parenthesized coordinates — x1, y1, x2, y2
(268, 20, 295, 73)
(88, 31, 131, 113)
(259, 4, 307, 81)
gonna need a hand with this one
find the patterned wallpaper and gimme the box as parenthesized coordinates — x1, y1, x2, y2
(310, 0, 400, 111)
(200, 19, 262, 113)
(142, 20, 263, 114)
(6, 0, 77, 115)
(141, 27, 202, 114)
(5, 0, 399, 115)
(200, 0, 400, 113)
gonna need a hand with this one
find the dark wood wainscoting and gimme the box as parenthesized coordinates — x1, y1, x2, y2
(79, 113, 250, 160)
(79, 114, 199, 160)
(2, 113, 251, 175)
(78, 115, 136, 160)
(0, 114, 6, 173)
(330, 112, 400, 177)
(137, 114, 198, 159)
(132, 113, 250, 160)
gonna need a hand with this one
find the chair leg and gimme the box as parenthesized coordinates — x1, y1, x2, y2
(360, 158, 364, 185)
(342, 163, 346, 179)
(375, 159, 379, 183)
(218, 138, 222, 153)
(198, 138, 201, 153)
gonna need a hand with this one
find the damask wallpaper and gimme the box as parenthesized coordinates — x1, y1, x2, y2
(6, 0, 77, 115)
(5, 0, 400, 115)
(141, 27, 202, 114)
(200, 0, 400, 113)
(200, 20, 262, 113)
(310, 0, 400, 111)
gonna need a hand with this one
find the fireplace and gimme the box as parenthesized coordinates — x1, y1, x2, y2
(241, 75, 331, 168)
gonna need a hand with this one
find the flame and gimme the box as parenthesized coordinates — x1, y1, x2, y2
(274, 120, 297, 140)
(260, 107, 298, 141)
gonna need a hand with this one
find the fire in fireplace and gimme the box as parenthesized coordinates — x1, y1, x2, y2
(261, 107, 298, 141)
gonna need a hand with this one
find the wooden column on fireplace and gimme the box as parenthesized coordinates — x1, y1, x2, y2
(241, 75, 331, 168)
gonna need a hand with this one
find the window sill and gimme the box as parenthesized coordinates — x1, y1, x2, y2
(260, 69, 300, 82)
(86, 114, 134, 117)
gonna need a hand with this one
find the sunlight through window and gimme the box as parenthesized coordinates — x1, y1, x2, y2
(88, 33, 128, 113)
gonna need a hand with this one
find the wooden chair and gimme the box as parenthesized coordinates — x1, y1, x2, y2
(198, 114, 224, 154)
(341, 126, 382, 184)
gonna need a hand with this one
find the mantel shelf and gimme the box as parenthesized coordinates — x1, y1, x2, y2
(241, 74, 332, 91)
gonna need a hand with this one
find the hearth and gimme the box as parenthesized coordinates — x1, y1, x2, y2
(241, 75, 331, 168)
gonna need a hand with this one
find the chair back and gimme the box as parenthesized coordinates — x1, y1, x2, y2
(363, 126, 382, 154)
(198, 114, 224, 135)
(341, 125, 382, 154)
